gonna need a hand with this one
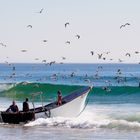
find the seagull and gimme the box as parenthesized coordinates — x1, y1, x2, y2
(65, 41, 70, 44)
(135, 51, 139, 54)
(118, 59, 123, 62)
(49, 61, 55, 66)
(21, 50, 27, 52)
(27, 25, 32, 28)
(117, 69, 121, 72)
(42, 60, 47, 63)
(62, 57, 66, 60)
(75, 35, 80, 39)
(38, 8, 44, 14)
(12, 66, 16, 71)
(0, 43, 6, 47)
(120, 23, 130, 29)
(125, 53, 131, 57)
(97, 54, 102, 59)
(105, 51, 110, 54)
(43, 40, 47, 42)
(84, 79, 91, 83)
(65, 22, 69, 28)
(90, 51, 94, 55)
(98, 66, 103, 69)
(70, 72, 75, 77)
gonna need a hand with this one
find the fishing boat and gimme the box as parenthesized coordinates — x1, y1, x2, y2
(0, 111, 35, 124)
(32, 86, 92, 118)
(0, 86, 92, 124)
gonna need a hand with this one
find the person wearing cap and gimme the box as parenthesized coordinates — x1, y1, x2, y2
(23, 98, 29, 112)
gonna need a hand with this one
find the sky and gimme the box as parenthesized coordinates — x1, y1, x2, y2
(0, 0, 140, 63)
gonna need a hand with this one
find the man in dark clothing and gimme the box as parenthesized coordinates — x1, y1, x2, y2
(23, 98, 29, 112)
(6, 100, 19, 112)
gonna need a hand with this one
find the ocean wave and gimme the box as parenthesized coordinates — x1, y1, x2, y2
(24, 105, 140, 130)
(0, 82, 140, 103)
(0, 82, 84, 100)
(0, 83, 14, 92)
(25, 113, 140, 131)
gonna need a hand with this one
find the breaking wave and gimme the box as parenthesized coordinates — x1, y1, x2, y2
(0, 82, 140, 103)
(25, 106, 140, 131)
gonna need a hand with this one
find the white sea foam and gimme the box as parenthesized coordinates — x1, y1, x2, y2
(0, 83, 14, 92)
(25, 105, 140, 131)
(25, 116, 140, 130)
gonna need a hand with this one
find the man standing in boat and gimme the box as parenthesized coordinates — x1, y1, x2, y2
(6, 100, 19, 112)
(57, 90, 62, 106)
(23, 98, 29, 112)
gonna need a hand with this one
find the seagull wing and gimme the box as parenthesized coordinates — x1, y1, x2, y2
(76, 35, 80, 39)
(125, 53, 131, 57)
(27, 25, 32, 28)
(125, 23, 130, 26)
(120, 25, 124, 29)
(40, 8, 44, 13)
(65, 22, 69, 27)
(90, 51, 94, 55)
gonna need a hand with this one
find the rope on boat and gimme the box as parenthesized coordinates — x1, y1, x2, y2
(43, 107, 51, 118)
(44, 109, 51, 118)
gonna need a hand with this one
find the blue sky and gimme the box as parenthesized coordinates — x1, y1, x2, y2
(0, 0, 140, 63)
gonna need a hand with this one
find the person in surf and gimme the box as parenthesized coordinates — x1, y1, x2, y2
(57, 90, 62, 106)
(6, 100, 19, 113)
(23, 98, 29, 112)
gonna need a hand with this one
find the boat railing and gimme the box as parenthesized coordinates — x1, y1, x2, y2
(31, 92, 44, 112)
(62, 86, 92, 103)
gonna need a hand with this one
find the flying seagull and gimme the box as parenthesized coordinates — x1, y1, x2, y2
(38, 8, 44, 14)
(43, 40, 47, 42)
(118, 59, 123, 62)
(97, 54, 103, 59)
(90, 51, 94, 55)
(62, 57, 66, 60)
(49, 61, 55, 66)
(135, 51, 139, 54)
(27, 25, 32, 28)
(75, 35, 80, 39)
(42, 60, 47, 63)
(105, 51, 110, 54)
(125, 53, 131, 57)
(65, 41, 70, 44)
(65, 22, 69, 28)
(21, 50, 27, 52)
(120, 23, 130, 29)
(0, 43, 6, 47)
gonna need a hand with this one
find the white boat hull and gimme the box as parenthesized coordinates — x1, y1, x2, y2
(35, 91, 89, 118)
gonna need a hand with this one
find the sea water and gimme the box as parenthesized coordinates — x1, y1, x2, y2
(0, 63, 140, 140)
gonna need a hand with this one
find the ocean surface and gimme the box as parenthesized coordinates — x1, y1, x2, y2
(0, 63, 140, 140)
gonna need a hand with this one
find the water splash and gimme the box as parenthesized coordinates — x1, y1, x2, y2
(25, 105, 140, 131)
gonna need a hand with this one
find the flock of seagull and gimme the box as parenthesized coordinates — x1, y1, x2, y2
(3, 60, 139, 94)
(90, 51, 140, 63)
(0, 8, 139, 66)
